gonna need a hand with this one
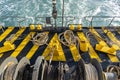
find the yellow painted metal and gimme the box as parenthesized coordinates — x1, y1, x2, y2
(0, 27, 14, 42)
(89, 28, 119, 62)
(77, 32, 102, 62)
(42, 33, 66, 61)
(102, 27, 120, 48)
(11, 32, 35, 58)
(0, 27, 26, 57)
(69, 45, 81, 61)
(0, 41, 15, 53)
(95, 41, 117, 55)
(37, 24, 42, 30)
(69, 24, 75, 30)
(26, 32, 49, 60)
(77, 24, 82, 30)
(30, 24, 35, 30)
(9, 27, 26, 43)
(79, 35, 89, 52)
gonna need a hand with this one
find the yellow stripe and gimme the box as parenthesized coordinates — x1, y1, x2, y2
(42, 33, 66, 61)
(69, 45, 81, 61)
(26, 32, 49, 60)
(0, 28, 26, 57)
(77, 32, 102, 62)
(90, 28, 119, 62)
(102, 28, 120, 48)
(0, 27, 14, 42)
(10, 28, 26, 43)
(11, 32, 35, 57)
(26, 45, 39, 59)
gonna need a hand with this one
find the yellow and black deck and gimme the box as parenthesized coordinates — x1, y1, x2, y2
(0, 26, 120, 70)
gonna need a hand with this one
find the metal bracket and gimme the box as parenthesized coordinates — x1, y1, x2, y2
(0, 41, 15, 54)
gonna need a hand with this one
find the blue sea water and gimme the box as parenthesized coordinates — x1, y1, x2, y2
(0, 0, 120, 27)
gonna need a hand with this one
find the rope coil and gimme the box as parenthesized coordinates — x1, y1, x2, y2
(31, 32, 48, 46)
(103, 72, 117, 80)
(106, 65, 120, 79)
(58, 30, 79, 47)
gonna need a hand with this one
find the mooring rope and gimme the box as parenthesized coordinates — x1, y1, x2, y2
(3, 64, 17, 80)
(85, 63, 98, 80)
(30, 32, 48, 46)
(103, 72, 117, 80)
(58, 30, 79, 47)
(106, 65, 120, 79)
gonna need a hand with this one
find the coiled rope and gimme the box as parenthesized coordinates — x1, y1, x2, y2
(3, 64, 17, 80)
(103, 72, 117, 80)
(30, 32, 48, 46)
(106, 65, 120, 79)
(84, 63, 98, 80)
(58, 30, 79, 47)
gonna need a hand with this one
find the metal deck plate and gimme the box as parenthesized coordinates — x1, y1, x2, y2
(0, 27, 120, 69)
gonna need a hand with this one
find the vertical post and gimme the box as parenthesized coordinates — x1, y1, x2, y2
(52, 0, 57, 27)
(62, 0, 64, 27)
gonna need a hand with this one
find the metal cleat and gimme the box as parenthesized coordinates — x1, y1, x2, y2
(77, 24, 82, 30)
(79, 36, 89, 52)
(95, 41, 119, 55)
(69, 24, 75, 30)
(30, 24, 42, 31)
(0, 41, 15, 53)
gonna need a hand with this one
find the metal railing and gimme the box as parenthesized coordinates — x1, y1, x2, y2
(0, 16, 120, 27)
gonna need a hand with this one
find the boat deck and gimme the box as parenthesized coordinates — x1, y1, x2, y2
(0, 26, 120, 70)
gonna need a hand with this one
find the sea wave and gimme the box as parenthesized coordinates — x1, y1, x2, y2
(0, 0, 120, 27)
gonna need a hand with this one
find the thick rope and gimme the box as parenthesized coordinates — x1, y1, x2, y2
(85, 63, 98, 80)
(3, 64, 17, 80)
(106, 65, 120, 79)
(31, 32, 48, 46)
(103, 72, 117, 80)
(58, 30, 79, 47)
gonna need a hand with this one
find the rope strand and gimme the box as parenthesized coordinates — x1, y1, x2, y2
(85, 63, 98, 80)
(30, 32, 48, 46)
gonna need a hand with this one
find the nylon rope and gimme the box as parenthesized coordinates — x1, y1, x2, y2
(85, 63, 98, 80)
(30, 32, 48, 46)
